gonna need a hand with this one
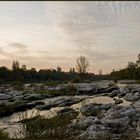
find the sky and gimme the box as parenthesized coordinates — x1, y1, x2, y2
(0, 1, 140, 74)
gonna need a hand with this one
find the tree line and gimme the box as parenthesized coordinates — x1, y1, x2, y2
(3, 52, 139, 83)
(0, 56, 98, 83)
(110, 53, 140, 80)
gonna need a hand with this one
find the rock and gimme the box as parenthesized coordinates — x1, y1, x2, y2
(118, 88, 129, 98)
(80, 103, 102, 116)
(80, 103, 114, 117)
(79, 105, 140, 140)
(109, 90, 120, 98)
(25, 101, 45, 109)
(118, 92, 127, 98)
(24, 94, 46, 101)
(57, 108, 78, 121)
(131, 87, 140, 93)
(101, 117, 130, 134)
(104, 87, 119, 93)
(35, 103, 53, 110)
(79, 124, 110, 139)
(77, 88, 96, 95)
(77, 116, 101, 129)
(56, 98, 82, 107)
(103, 106, 140, 121)
(100, 104, 114, 111)
(0, 93, 11, 100)
(57, 108, 78, 117)
(113, 98, 123, 105)
(14, 95, 24, 100)
(124, 93, 140, 102)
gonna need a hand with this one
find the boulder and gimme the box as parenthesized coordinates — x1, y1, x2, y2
(113, 98, 123, 105)
(0, 93, 11, 100)
(80, 103, 113, 117)
(109, 90, 120, 98)
(77, 116, 101, 129)
(79, 124, 110, 139)
(124, 93, 140, 102)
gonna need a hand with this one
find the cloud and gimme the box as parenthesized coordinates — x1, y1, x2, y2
(51, 2, 140, 67)
(8, 42, 29, 54)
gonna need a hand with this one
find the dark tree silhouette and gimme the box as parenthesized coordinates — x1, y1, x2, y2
(21, 65, 27, 71)
(76, 56, 89, 74)
(12, 60, 19, 70)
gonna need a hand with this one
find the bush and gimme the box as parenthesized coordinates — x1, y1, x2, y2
(45, 80, 62, 87)
(108, 82, 116, 88)
(0, 129, 9, 139)
(60, 84, 78, 95)
(17, 110, 79, 139)
(10, 81, 23, 86)
(0, 78, 4, 85)
(10, 81, 24, 91)
(17, 110, 47, 139)
(71, 77, 81, 83)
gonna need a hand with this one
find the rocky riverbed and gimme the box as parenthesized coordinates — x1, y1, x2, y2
(0, 81, 140, 139)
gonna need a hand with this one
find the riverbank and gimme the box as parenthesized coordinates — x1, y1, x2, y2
(0, 81, 140, 139)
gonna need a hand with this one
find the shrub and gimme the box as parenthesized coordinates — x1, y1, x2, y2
(71, 77, 81, 83)
(60, 84, 78, 95)
(17, 109, 79, 139)
(0, 129, 9, 139)
(45, 80, 61, 87)
(10, 81, 23, 86)
(10, 81, 24, 91)
(17, 110, 47, 139)
(108, 82, 116, 88)
(0, 78, 4, 85)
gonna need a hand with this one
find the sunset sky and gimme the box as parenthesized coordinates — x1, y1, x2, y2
(0, 1, 140, 74)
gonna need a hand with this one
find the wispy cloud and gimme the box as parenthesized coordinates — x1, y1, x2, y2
(0, 2, 140, 73)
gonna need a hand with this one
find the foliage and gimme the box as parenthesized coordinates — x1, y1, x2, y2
(16, 109, 79, 139)
(71, 77, 81, 83)
(110, 53, 140, 80)
(17, 110, 47, 139)
(60, 84, 78, 95)
(0, 129, 9, 139)
(10, 81, 24, 91)
(45, 80, 62, 87)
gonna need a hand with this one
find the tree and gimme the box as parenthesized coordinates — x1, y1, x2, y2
(12, 60, 19, 70)
(99, 69, 102, 75)
(57, 66, 62, 72)
(69, 68, 75, 73)
(69, 68, 73, 73)
(21, 65, 26, 71)
(76, 56, 89, 74)
(136, 53, 140, 67)
(72, 68, 75, 73)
